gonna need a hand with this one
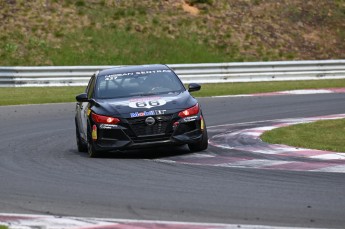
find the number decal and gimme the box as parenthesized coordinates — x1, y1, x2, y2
(136, 102, 147, 108)
(149, 101, 160, 106)
(129, 99, 166, 109)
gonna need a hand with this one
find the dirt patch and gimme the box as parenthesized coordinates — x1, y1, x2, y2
(182, 1, 200, 15)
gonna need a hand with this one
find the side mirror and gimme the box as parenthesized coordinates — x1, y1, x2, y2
(76, 93, 89, 102)
(188, 83, 201, 92)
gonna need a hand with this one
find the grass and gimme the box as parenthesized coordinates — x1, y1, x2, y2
(1, 79, 345, 106)
(1, 1, 345, 66)
(48, 29, 230, 66)
(192, 79, 345, 97)
(0, 87, 85, 106)
(1, 28, 231, 66)
(261, 118, 345, 153)
(0, 226, 8, 229)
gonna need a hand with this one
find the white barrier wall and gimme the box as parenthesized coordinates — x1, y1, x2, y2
(1, 60, 345, 87)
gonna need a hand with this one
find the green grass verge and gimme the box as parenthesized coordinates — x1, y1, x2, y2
(2, 28, 231, 66)
(48, 29, 230, 66)
(0, 225, 8, 229)
(1, 79, 345, 106)
(261, 118, 345, 153)
(191, 79, 345, 97)
(0, 87, 85, 106)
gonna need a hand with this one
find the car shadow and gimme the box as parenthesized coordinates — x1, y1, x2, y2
(73, 144, 193, 160)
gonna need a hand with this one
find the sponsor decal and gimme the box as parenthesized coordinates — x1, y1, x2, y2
(87, 108, 91, 116)
(99, 124, 118, 129)
(130, 110, 167, 118)
(129, 96, 160, 102)
(154, 110, 167, 115)
(130, 110, 155, 118)
(105, 70, 172, 81)
(183, 115, 198, 122)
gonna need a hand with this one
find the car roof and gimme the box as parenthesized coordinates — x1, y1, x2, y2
(97, 64, 170, 77)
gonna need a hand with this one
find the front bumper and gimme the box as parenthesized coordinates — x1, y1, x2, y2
(91, 115, 204, 151)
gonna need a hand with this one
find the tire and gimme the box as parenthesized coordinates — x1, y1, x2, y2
(188, 128, 208, 152)
(75, 119, 87, 152)
(87, 142, 101, 158)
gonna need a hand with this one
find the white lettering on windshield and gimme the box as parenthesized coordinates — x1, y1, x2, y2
(104, 69, 171, 81)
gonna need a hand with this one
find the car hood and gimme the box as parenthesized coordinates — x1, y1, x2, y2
(91, 91, 197, 118)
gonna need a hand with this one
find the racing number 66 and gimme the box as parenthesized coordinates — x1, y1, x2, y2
(136, 101, 160, 108)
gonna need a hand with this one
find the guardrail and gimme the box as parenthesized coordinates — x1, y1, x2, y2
(1, 60, 345, 87)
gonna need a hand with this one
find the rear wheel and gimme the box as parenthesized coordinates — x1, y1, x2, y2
(188, 128, 208, 152)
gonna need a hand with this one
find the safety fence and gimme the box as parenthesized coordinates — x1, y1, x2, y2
(1, 60, 345, 87)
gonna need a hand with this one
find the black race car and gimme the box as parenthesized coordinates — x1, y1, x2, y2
(75, 64, 208, 157)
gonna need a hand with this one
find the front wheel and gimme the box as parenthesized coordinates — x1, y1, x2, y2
(188, 128, 208, 152)
(87, 142, 101, 158)
(75, 119, 87, 152)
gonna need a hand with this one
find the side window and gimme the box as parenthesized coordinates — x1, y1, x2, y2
(86, 74, 96, 99)
(85, 74, 94, 93)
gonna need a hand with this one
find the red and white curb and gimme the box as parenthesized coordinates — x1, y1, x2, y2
(0, 213, 328, 229)
(155, 114, 345, 173)
(212, 88, 345, 98)
(209, 114, 345, 172)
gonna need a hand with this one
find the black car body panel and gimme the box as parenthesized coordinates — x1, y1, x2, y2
(75, 64, 208, 156)
(92, 91, 197, 118)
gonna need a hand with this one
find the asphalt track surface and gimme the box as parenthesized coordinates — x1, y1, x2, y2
(1, 93, 345, 228)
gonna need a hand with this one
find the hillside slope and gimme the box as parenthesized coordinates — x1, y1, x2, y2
(1, 0, 344, 65)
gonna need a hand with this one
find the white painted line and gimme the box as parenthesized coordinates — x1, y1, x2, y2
(242, 131, 263, 137)
(211, 94, 254, 98)
(245, 148, 292, 155)
(314, 165, 345, 173)
(0, 213, 329, 229)
(310, 153, 345, 160)
(280, 89, 333, 94)
(251, 126, 279, 131)
(217, 159, 290, 168)
(210, 88, 345, 99)
(152, 159, 176, 164)
(180, 153, 215, 158)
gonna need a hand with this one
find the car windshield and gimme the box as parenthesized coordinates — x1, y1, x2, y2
(95, 69, 185, 99)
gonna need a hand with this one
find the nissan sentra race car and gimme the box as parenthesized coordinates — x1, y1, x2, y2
(75, 64, 208, 157)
